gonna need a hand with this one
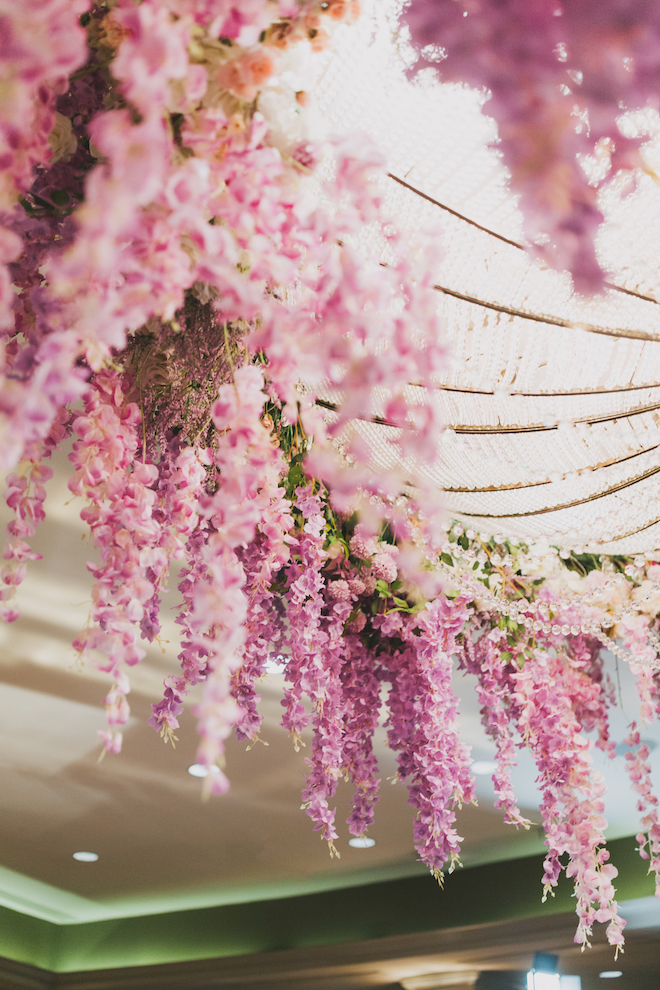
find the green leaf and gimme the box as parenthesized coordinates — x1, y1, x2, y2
(30, 193, 54, 209)
(500, 650, 512, 664)
(287, 462, 304, 489)
(375, 579, 390, 594)
(458, 534, 469, 551)
(51, 189, 70, 205)
(392, 597, 408, 608)
(440, 552, 454, 567)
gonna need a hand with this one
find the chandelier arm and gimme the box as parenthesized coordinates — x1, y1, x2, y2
(449, 461, 660, 518)
(435, 284, 660, 343)
(607, 281, 660, 305)
(593, 514, 660, 543)
(317, 397, 660, 433)
(389, 172, 659, 306)
(387, 172, 525, 250)
(442, 442, 660, 493)
(449, 397, 660, 433)
(434, 382, 660, 398)
(314, 397, 397, 429)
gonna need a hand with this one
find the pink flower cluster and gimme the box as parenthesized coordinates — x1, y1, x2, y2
(461, 620, 635, 949)
(513, 648, 625, 948)
(385, 595, 475, 880)
(1, 442, 53, 621)
(188, 363, 288, 792)
(0, 0, 89, 330)
(464, 630, 531, 829)
(69, 370, 161, 753)
(402, 0, 660, 292)
(0, 0, 448, 575)
(625, 665, 660, 896)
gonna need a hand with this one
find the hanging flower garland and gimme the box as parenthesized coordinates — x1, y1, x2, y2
(1, 0, 660, 957)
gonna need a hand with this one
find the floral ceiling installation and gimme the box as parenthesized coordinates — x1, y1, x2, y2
(2, 0, 660, 956)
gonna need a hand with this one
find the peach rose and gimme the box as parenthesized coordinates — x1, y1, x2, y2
(216, 49, 277, 102)
(304, 14, 330, 52)
(325, 0, 361, 23)
(98, 12, 131, 49)
(264, 20, 300, 50)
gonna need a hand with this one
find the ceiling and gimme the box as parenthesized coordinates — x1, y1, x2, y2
(0, 447, 658, 976)
(0, 444, 551, 926)
(1, 897, 659, 988)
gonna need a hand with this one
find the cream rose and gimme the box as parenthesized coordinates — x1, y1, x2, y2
(48, 112, 77, 164)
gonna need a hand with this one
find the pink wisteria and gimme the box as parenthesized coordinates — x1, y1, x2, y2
(1, 0, 660, 954)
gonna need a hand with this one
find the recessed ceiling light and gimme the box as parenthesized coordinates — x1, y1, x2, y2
(472, 760, 497, 775)
(72, 851, 98, 862)
(187, 763, 220, 778)
(399, 973, 479, 990)
(526, 974, 560, 990)
(348, 836, 375, 848)
(599, 973, 623, 980)
(264, 655, 287, 674)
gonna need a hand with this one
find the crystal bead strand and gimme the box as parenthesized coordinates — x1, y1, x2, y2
(436, 534, 660, 669)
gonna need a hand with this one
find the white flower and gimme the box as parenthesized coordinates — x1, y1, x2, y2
(48, 112, 77, 164)
(632, 580, 660, 618)
(257, 42, 327, 156)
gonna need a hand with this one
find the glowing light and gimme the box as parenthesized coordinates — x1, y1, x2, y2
(348, 836, 376, 848)
(187, 764, 220, 778)
(471, 760, 497, 775)
(72, 851, 98, 862)
(527, 974, 560, 990)
(264, 655, 287, 674)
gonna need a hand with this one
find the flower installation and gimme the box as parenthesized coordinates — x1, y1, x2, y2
(1, 0, 660, 957)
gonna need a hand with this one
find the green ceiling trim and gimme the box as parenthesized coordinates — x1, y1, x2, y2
(0, 834, 654, 974)
(0, 856, 438, 926)
(0, 833, 548, 927)
(0, 908, 56, 972)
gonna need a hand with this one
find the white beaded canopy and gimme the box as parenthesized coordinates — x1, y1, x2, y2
(296, 0, 660, 555)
